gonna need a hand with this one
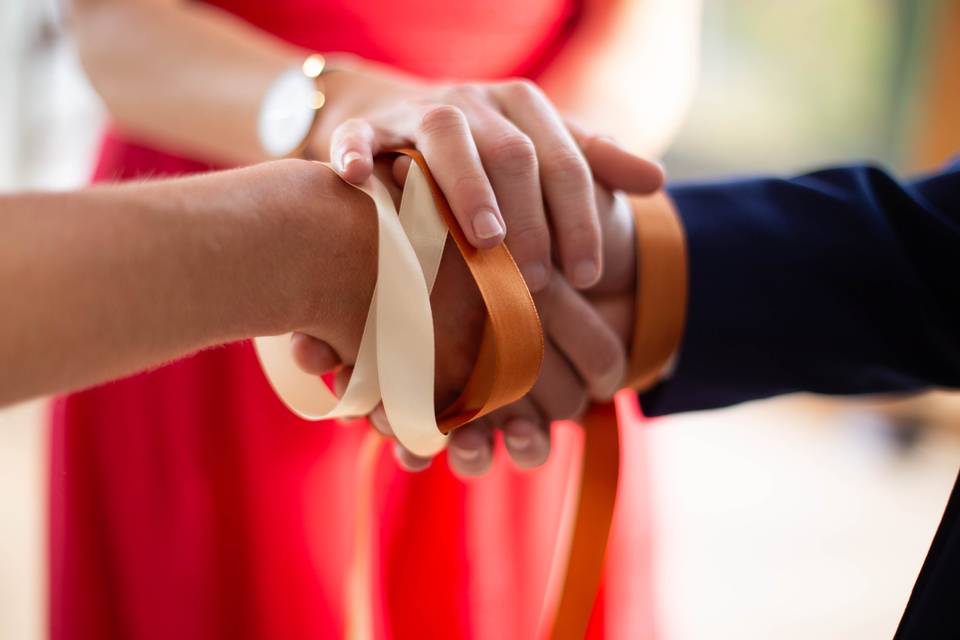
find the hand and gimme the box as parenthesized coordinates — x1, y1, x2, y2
(416, 128, 647, 475)
(424, 162, 640, 476)
(292, 134, 648, 476)
(311, 62, 663, 293)
(286, 157, 489, 437)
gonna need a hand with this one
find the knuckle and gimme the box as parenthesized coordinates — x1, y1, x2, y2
(550, 386, 588, 421)
(333, 118, 371, 141)
(563, 215, 601, 245)
(443, 83, 484, 104)
(488, 133, 537, 177)
(339, 117, 369, 132)
(501, 77, 539, 99)
(449, 173, 491, 206)
(417, 104, 468, 137)
(544, 148, 591, 184)
(409, 95, 436, 110)
(506, 220, 549, 257)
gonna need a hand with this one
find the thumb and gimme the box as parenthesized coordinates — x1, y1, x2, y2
(566, 121, 665, 194)
(329, 118, 377, 184)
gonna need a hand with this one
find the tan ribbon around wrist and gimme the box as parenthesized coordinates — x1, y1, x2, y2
(624, 191, 688, 392)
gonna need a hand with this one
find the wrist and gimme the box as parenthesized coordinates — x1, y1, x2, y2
(262, 160, 378, 341)
(171, 160, 376, 342)
(308, 59, 426, 160)
(270, 160, 377, 348)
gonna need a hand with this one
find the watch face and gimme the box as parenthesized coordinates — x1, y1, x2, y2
(258, 67, 317, 158)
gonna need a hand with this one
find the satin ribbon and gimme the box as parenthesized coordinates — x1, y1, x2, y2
(254, 151, 687, 639)
(255, 159, 449, 455)
(255, 150, 542, 457)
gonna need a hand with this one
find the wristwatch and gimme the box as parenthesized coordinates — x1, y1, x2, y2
(257, 54, 327, 158)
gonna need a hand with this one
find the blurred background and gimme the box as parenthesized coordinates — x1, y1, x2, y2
(1, 0, 959, 638)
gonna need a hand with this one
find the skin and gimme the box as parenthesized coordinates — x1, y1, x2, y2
(0, 161, 373, 405)
(2, 149, 648, 496)
(70, 0, 670, 292)
(298, 134, 644, 476)
(67, 0, 678, 472)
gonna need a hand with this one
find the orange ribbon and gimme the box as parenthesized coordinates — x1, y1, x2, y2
(548, 191, 687, 639)
(368, 153, 686, 639)
(393, 149, 544, 433)
(258, 150, 687, 638)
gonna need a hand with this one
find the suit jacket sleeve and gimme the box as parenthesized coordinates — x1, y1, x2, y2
(641, 159, 960, 416)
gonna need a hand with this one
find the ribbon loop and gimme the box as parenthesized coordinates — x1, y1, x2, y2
(254, 152, 620, 639)
(254, 151, 543, 456)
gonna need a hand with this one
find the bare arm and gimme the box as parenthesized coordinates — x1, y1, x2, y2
(71, 0, 306, 164)
(70, 0, 665, 298)
(0, 160, 376, 406)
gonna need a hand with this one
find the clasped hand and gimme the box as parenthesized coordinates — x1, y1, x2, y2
(290, 74, 662, 476)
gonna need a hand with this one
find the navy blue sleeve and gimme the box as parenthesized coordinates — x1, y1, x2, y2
(641, 159, 960, 416)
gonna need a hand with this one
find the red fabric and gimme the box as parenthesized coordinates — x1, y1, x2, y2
(49, 1, 657, 638)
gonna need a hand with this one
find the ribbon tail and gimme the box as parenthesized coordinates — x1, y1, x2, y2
(345, 431, 387, 640)
(548, 402, 621, 640)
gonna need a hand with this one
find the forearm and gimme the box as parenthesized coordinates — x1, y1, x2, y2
(0, 161, 374, 406)
(72, 0, 306, 164)
(642, 161, 960, 415)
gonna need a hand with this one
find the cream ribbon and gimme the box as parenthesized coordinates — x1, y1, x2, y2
(254, 161, 450, 457)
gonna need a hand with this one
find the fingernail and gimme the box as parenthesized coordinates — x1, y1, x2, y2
(341, 151, 363, 172)
(571, 259, 599, 288)
(472, 208, 504, 241)
(505, 420, 537, 452)
(452, 445, 481, 461)
(504, 433, 532, 452)
(394, 443, 431, 471)
(521, 262, 549, 292)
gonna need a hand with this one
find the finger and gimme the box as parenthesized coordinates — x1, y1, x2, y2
(493, 80, 600, 289)
(591, 295, 635, 352)
(393, 442, 433, 472)
(529, 342, 589, 423)
(472, 397, 551, 468)
(333, 366, 353, 396)
(447, 419, 495, 477)
(367, 403, 394, 438)
(412, 104, 506, 248)
(391, 154, 412, 187)
(329, 118, 376, 183)
(566, 120, 665, 194)
(330, 366, 354, 427)
(290, 333, 341, 375)
(540, 277, 626, 400)
(590, 190, 636, 297)
(455, 94, 550, 291)
(499, 399, 551, 469)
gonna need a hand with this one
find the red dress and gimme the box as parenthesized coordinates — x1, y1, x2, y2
(50, 1, 656, 638)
